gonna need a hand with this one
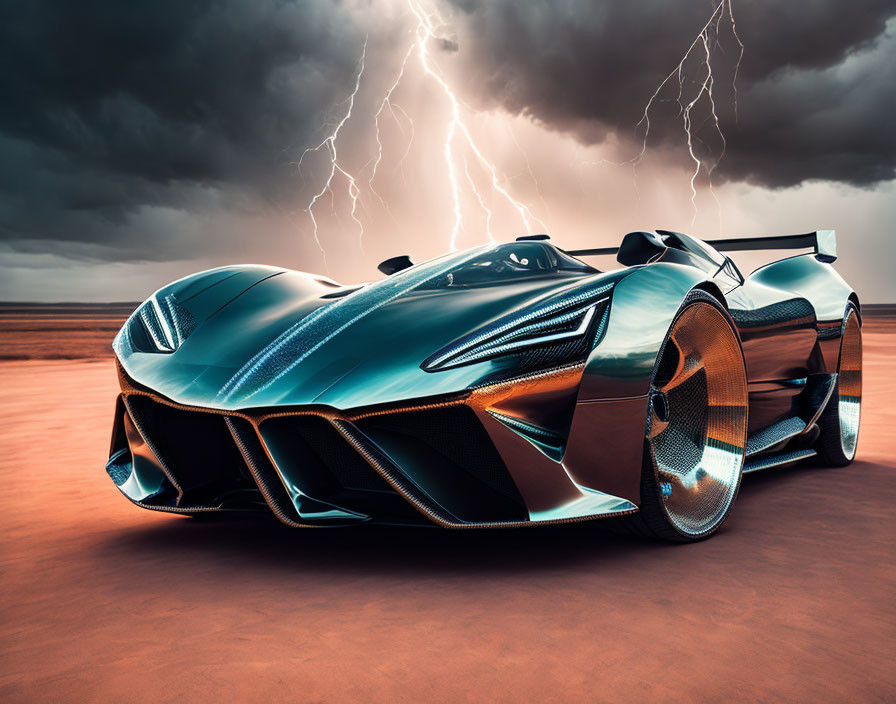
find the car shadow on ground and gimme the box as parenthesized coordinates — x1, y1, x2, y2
(96, 460, 855, 578)
(102, 510, 654, 577)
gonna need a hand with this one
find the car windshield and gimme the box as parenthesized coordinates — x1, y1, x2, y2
(420, 242, 596, 288)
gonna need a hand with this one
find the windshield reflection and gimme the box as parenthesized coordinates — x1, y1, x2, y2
(419, 243, 597, 288)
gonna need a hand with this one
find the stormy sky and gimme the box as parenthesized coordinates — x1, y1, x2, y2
(1, 0, 894, 301)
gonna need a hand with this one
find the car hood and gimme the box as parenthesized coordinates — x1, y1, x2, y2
(118, 256, 627, 411)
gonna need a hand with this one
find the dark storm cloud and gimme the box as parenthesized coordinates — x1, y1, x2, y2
(0, 0, 363, 181)
(447, 0, 896, 187)
(1, 0, 895, 271)
(0, 0, 375, 257)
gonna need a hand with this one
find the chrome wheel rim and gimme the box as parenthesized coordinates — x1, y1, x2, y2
(648, 302, 748, 536)
(838, 309, 862, 460)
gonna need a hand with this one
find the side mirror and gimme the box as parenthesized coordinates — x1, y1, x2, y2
(377, 255, 414, 276)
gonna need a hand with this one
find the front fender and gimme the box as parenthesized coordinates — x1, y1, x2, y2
(561, 263, 715, 504)
(578, 263, 713, 401)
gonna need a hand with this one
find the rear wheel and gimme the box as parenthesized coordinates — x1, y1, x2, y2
(618, 291, 749, 542)
(816, 304, 862, 466)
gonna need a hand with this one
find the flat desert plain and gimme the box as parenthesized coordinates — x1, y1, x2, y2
(0, 304, 894, 702)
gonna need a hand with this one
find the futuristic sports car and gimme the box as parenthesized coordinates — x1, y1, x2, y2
(107, 229, 862, 541)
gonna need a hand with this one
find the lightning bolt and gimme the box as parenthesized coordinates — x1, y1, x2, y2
(464, 154, 495, 243)
(728, 1, 746, 123)
(299, 38, 368, 262)
(509, 125, 553, 227)
(300, 1, 548, 261)
(408, 0, 549, 249)
(368, 42, 415, 213)
(590, 0, 742, 227)
(299, 1, 742, 260)
(680, 24, 723, 223)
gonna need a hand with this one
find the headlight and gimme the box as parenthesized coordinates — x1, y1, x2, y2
(114, 292, 196, 356)
(422, 280, 614, 372)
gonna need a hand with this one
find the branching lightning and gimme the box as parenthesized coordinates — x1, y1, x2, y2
(299, 0, 745, 261)
(299, 1, 548, 261)
(407, 0, 549, 249)
(367, 42, 415, 213)
(598, 0, 744, 226)
(299, 38, 369, 262)
(464, 154, 495, 243)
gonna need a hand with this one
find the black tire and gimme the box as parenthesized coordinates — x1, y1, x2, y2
(611, 290, 749, 542)
(815, 303, 862, 466)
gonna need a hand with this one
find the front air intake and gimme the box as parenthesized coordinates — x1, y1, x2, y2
(355, 405, 528, 523)
(123, 396, 264, 510)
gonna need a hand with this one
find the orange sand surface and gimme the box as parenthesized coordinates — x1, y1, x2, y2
(0, 321, 893, 702)
(0, 304, 134, 360)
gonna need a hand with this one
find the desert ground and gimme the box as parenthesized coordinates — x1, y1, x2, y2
(0, 304, 893, 702)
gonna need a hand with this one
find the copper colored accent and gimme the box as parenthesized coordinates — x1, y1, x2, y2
(115, 360, 633, 528)
(464, 364, 589, 514)
(468, 364, 584, 411)
(563, 395, 649, 504)
(467, 363, 584, 439)
(473, 407, 584, 514)
(224, 417, 310, 528)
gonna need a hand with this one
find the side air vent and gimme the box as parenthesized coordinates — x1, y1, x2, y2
(730, 299, 815, 329)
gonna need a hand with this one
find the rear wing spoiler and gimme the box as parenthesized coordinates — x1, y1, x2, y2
(706, 230, 837, 262)
(566, 229, 837, 263)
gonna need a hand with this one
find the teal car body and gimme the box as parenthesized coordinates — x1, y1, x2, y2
(106, 230, 858, 529)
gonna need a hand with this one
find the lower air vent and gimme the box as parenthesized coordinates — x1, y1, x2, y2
(124, 396, 263, 509)
(356, 405, 527, 523)
(257, 416, 423, 524)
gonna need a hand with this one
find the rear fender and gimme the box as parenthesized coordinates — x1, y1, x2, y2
(747, 254, 854, 324)
(742, 254, 856, 375)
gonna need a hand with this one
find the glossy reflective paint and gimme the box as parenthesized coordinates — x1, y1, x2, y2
(563, 396, 648, 503)
(730, 254, 856, 428)
(108, 238, 858, 529)
(578, 263, 708, 401)
(118, 258, 628, 411)
(744, 254, 855, 371)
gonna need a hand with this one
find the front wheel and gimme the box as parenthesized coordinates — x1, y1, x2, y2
(617, 291, 749, 542)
